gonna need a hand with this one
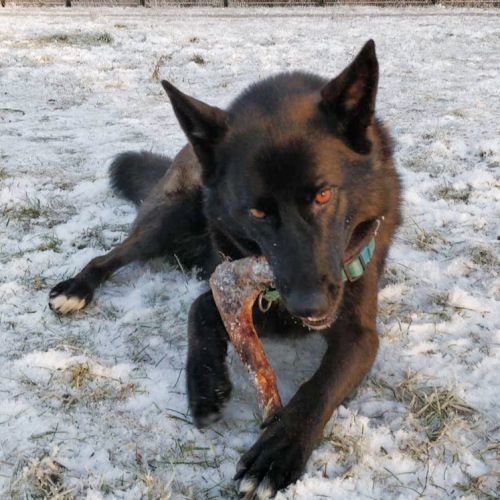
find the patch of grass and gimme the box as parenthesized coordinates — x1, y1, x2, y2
(432, 291, 450, 309)
(323, 413, 365, 466)
(403, 219, 447, 253)
(470, 245, 498, 269)
(189, 37, 199, 43)
(38, 55, 55, 65)
(431, 291, 489, 317)
(374, 375, 476, 441)
(60, 362, 140, 405)
(2, 196, 45, 223)
(73, 225, 108, 250)
(479, 146, 496, 159)
(402, 153, 429, 173)
(8, 455, 73, 500)
(1, 195, 74, 229)
(67, 362, 92, 389)
(18, 360, 141, 408)
(414, 228, 446, 253)
(190, 54, 206, 65)
(0, 166, 8, 181)
(56, 181, 74, 191)
(152, 55, 172, 81)
(138, 471, 173, 500)
(38, 32, 114, 46)
(36, 234, 62, 253)
(32, 275, 46, 291)
(435, 183, 471, 203)
(451, 109, 468, 118)
(18, 199, 43, 219)
(456, 474, 500, 499)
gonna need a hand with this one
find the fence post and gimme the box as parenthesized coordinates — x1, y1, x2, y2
(140, 0, 145, 6)
(1, 0, 5, 7)
(65, 0, 71, 6)
(223, 0, 228, 6)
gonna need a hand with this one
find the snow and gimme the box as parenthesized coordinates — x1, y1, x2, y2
(1, 5, 500, 499)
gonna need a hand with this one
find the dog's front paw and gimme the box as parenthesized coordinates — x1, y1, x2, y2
(187, 358, 232, 428)
(235, 416, 308, 499)
(49, 278, 94, 314)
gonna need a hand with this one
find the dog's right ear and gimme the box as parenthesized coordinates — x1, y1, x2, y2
(162, 80, 228, 182)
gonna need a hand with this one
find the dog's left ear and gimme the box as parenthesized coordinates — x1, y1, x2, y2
(320, 40, 379, 154)
(162, 80, 228, 182)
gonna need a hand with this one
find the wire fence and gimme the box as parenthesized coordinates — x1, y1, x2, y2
(3, 0, 499, 7)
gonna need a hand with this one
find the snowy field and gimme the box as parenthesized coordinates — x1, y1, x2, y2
(1, 5, 500, 499)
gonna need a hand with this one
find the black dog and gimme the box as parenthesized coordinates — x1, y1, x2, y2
(49, 40, 401, 498)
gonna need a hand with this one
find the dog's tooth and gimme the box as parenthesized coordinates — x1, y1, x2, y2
(306, 315, 328, 322)
(49, 295, 68, 311)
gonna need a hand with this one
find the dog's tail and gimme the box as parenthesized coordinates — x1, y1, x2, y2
(109, 151, 172, 206)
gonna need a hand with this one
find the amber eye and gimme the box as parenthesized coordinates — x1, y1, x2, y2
(314, 188, 333, 205)
(250, 208, 266, 219)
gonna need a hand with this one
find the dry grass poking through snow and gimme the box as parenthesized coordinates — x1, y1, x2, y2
(37, 32, 114, 47)
(9, 454, 74, 500)
(374, 373, 477, 442)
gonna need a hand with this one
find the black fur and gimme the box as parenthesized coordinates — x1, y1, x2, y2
(228, 71, 326, 116)
(109, 151, 171, 206)
(49, 40, 402, 499)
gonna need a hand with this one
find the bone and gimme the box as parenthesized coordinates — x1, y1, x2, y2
(209, 256, 282, 421)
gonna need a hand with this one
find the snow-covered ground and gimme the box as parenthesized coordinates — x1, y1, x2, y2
(1, 6, 500, 499)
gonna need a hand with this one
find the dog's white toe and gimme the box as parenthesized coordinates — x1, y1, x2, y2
(238, 477, 258, 496)
(255, 478, 275, 500)
(49, 295, 85, 314)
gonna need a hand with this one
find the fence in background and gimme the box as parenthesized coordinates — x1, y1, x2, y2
(2, 0, 499, 7)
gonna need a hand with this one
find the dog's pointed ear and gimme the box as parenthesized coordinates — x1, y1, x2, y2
(320, 40, 379, 154)
(162, 80, 228, 181)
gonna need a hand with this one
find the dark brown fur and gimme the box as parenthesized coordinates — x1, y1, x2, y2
(49, 40, 402, 498)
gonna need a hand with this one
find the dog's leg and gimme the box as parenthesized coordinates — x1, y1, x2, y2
(49, 188, 212, 314)
(187, 290, 232, 427)
(48, 224, 167, 314)
(234, 282, 380, 499)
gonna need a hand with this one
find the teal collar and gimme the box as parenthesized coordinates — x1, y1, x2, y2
(341, 238, 376, 282)
(341, 218, 380, 283)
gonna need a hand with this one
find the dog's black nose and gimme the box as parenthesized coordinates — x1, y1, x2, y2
(285, 290, 330, 319)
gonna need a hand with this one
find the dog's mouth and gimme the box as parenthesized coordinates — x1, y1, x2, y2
(299, 219, 380, 331)
(300, 312, 338, 331)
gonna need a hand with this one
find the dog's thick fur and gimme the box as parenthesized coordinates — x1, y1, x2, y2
(49, 40, 402, 498)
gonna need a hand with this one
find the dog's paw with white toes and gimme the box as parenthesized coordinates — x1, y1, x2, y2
(48, 278, 94, 315)
(234, 412, 308, 499)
